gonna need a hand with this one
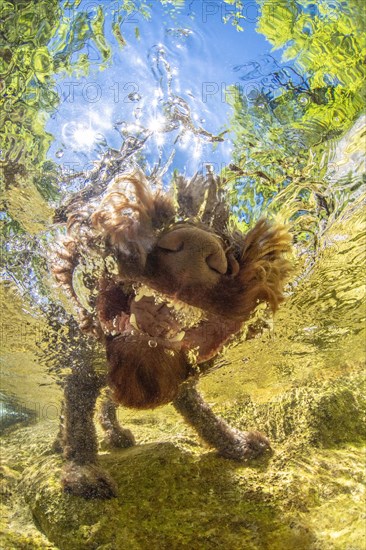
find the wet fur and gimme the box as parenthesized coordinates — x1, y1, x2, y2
(51, 170, 292, 498)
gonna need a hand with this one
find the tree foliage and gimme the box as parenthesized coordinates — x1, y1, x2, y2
(225, 0, 365, 244)
(258, 0, 365, 133)
(0, 0, 151, 298)
(0, 0, 154, 238)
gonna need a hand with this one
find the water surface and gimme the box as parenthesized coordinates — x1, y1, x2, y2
(1, 1, 365, 548)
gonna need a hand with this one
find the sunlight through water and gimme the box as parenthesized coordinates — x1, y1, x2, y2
(1, 0, 365, 548)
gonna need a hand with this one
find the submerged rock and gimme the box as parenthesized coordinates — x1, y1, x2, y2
(1, 370, 365, 550)
(220, 371, 366, 448)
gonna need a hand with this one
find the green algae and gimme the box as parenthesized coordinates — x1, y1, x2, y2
(1, 364, 365, 550)
(219, 372, 366, 448)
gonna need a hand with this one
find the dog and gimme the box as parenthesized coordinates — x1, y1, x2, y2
(51, 169, 292, 498)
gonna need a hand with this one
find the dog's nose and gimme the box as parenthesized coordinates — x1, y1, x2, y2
(157, 226, 228, 285)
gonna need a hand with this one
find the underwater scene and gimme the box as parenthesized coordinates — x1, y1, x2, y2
(1, 0, 365, 548)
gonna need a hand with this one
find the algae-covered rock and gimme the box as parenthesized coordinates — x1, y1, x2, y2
(1, 369, 365, 550)
(19, 439, 317, 550)
(220, 371, 366, 448)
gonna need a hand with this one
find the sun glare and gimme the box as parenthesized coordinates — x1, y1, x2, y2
(61, 109, 112, 151)
(147, 115, 165, 133)
(73, 126, 98, 148)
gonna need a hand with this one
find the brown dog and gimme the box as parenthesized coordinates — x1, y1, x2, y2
(51, 169, 292, 498)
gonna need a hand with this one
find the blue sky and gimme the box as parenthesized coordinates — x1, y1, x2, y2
(47, 0, 282, 183)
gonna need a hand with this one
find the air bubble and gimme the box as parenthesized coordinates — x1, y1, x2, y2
(148, 339, 158, 347)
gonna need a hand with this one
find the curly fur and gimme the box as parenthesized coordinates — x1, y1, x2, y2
(50, 169, 292, 499)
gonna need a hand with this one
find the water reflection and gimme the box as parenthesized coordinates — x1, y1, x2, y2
(1, 0, 365, 429)
(1, 3, 365, 548)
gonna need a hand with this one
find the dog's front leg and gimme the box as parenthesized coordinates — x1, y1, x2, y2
(99, 388, 136, 449)
(61, 372, 117, 498)
(173, 380, 270, 460)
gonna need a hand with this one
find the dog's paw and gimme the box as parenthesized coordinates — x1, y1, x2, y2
(62, 462, 117, 499)
(100, 428, 136, 450)
(218, 430, 271, 461)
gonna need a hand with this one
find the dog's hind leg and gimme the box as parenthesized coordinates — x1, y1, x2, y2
(61, 371, 117, 498)
(51, 399, 65, 454)
(173, 380, 270, 460)
(98, 388, 136, 449)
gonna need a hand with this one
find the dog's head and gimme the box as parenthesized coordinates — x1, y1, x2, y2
(56, 170, 292, 409)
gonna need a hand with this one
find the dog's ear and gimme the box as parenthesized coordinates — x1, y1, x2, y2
(212, 219, 292, 321)
(91, 170, 175, 274)
(236, 219, 293, 314)
(174, 172, 229, 229)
